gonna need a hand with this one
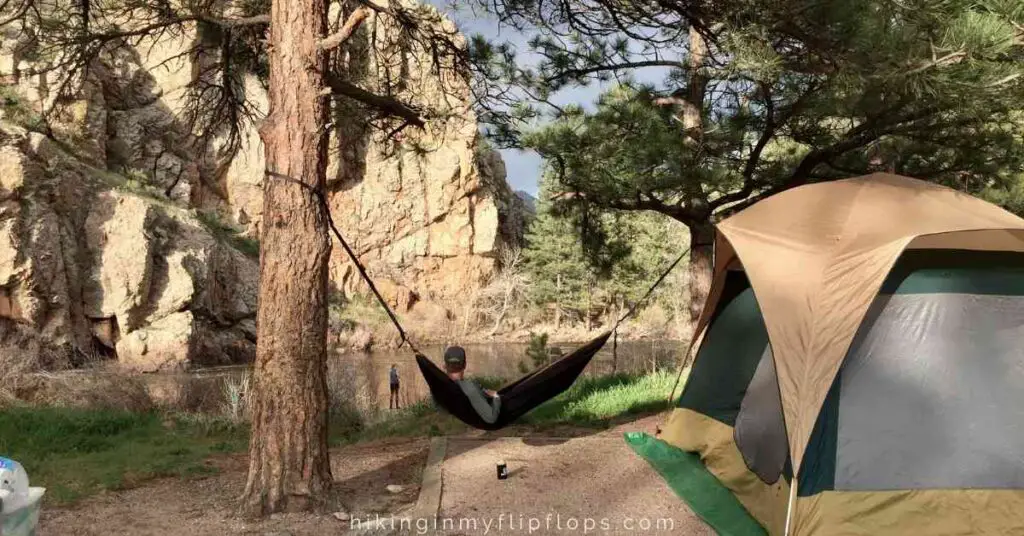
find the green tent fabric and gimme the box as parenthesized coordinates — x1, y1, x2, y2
(625, 432, 767, 536)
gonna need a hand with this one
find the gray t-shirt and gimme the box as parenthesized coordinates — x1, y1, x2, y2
(458, 380, 501, 424)
(389, 368, 399, 385)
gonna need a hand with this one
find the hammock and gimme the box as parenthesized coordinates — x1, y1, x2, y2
(415, 332, 612, 430)
(260, 169, 690, 430)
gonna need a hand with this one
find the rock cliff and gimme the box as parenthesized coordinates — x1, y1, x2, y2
(0, 0, 525, 369)
(0, 122, 257, 371)
(220, 1, 528, 314)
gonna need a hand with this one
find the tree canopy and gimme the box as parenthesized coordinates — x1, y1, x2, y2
(469, 0, 1024, 324)
(523, 173, 689, 331)
(472, 0, 1024, 223)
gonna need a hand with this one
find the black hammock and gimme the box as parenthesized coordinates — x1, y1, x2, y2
(259, 167, 688, 431)
(415, 332, 612, 431)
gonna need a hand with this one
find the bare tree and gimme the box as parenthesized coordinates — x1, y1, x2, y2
(474, 246, 526, 337)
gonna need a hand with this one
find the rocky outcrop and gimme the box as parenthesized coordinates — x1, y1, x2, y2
(320, 1, 527, 311)
(0, 0, 527, 369)
(0, 122, 257, 371)
(200, 0, 528, 312)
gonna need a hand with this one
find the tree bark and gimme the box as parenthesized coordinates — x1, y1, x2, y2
(489, 282, 513, 337)
(682, 27, 707, 144)
(554, 273, 561, 329)
(687, 221, 715, 341)
(682, 26, 712, 352)
(584, 279, 593, 332)
(241, 0, 332, 517)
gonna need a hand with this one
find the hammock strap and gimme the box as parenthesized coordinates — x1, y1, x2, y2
(265, 170, 421, 355)
(265, 169, 692, 362)
(605, 245, 692, 406)
(612, 246, 691, 330)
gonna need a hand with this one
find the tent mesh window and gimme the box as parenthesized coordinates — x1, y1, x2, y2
(677, 271, 769, 426)
(800, 249, 1024, 495)
(677, 270, 790, 485)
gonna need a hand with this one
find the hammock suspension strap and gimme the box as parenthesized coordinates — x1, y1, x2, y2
(265, 169, 693, 389)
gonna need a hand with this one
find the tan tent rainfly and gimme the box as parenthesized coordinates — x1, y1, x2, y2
(649, 173, 1024, 535)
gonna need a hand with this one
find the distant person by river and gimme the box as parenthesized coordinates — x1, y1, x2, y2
(389, 364, 401, 409)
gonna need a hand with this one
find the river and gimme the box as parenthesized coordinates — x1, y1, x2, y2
(339, 338, 686, 410)
(161, 338, 686, 412)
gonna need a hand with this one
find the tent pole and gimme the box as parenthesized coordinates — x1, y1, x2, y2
(783, 478, 797, 536)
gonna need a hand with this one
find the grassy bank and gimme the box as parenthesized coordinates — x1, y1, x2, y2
(0, 409, 248, 504)
(1, 370, 684, 505)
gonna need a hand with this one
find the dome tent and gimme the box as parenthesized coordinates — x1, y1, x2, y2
(631, 174, 1024, 535)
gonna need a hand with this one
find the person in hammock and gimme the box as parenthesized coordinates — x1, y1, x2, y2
(444, 346, 501, 424)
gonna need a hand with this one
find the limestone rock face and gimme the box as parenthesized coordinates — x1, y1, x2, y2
(83, 195, 158, 332)
(0, 123, 257, 371)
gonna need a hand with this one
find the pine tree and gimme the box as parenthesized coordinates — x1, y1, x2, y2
(3, 0, 465, 516)
(524, 173, 690, 330)
(473, 0, 1024, 327)
(523, 178, 595, 326)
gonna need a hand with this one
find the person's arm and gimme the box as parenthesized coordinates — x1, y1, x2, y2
(458, 381, 502, 424)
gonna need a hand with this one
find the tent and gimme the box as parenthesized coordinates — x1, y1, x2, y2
(633, 173, 1024, 535)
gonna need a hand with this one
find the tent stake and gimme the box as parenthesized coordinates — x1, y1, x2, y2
(784, 478, 797, 536)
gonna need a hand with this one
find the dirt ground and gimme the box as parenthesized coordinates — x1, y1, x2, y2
(39, 438, 429, 536)
(39, 415, 711, 535)
(436, 415, 712, 536)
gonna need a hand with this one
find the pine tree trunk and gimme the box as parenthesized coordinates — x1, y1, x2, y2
(241, 0, 332, 516)
(585, 282, 592, 332)
(682, 27, 707, 143)
(554, 273, 561, 329)
(687, 221, 715, 343)
(682, 25, 712, 336)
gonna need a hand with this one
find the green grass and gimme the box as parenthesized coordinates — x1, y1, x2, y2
(331, 400, 468, 444)
(334, 370, 680, 442)
(195, 210, 260, 258)
(0, 408, 247, 504)
(0, 86, 46, 132)
(0, 370, 681, 504)
(523, 370, 677, 426)
(330, 292, 392, 328)
(468, 375, 506, 391)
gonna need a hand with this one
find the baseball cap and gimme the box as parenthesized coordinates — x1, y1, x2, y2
(444, 346, 467, 367)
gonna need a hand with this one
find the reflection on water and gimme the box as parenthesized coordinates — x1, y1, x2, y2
(151, 339, 685, 412)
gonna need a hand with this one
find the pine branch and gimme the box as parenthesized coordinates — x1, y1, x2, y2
(710, 83, 775, 210)
(200, 14, 270, 28)
(324, 74, 425, 127)
(543, 60, 686, 83)
(319, 6, 371, 52)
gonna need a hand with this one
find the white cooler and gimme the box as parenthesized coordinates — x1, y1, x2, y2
(0, 458, 44, 536)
